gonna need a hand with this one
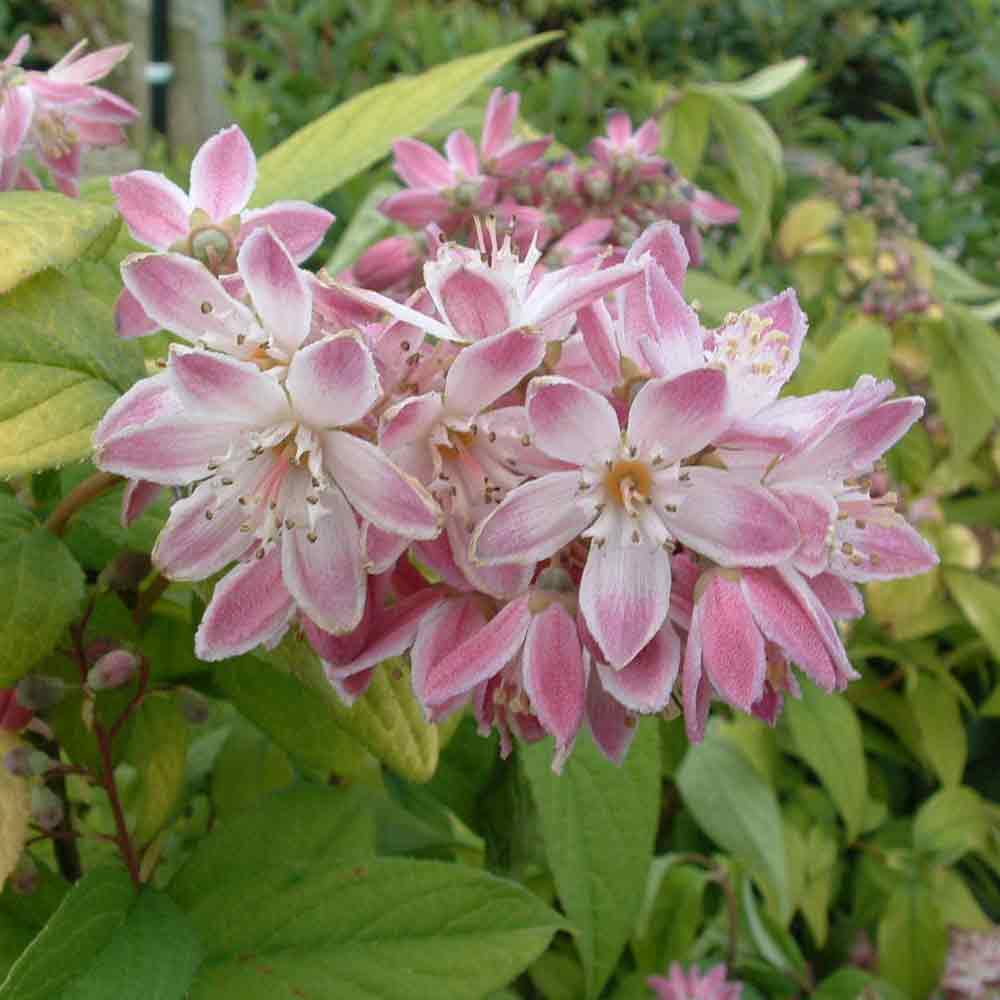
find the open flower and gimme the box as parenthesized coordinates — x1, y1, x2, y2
(94, 229, 440, 659)
(1, 34, 137, 195)
(474, 372, 799, 667)
(111, 124, 333, 337)
(345, 220, 643, 347)
(648, 963, 743, 1000)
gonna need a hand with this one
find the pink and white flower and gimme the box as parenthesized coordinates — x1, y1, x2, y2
(110, 124, 333, 337)
(345, 220, 643, 347)
(648, 962, 743, 1000)
(591, 111, 666, 179)
(474, 371, 799, 667)
(1, 34, 137, 195)
(94, 229, 441, 659)
(381, 88, 550, 231)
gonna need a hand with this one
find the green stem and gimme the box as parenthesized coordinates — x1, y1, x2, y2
(45, 471, 123, 538)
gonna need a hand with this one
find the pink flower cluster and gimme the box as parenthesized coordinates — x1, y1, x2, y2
(0, 35, 137, 196)
(649, 962, 743, 1000)
(345, 89, 739, 299)
(95, 117, 936, 770)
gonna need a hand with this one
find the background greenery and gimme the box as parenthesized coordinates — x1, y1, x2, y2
(1, 2, 998, 998)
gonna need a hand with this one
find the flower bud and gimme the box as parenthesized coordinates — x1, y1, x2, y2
(30, 786, 64, 831)
(177, 688, 211, 725)
(353, 236, 419, 291)
(15, 675, 65, 713)
(98, 550, 153, 592)
(3, 745, 52, 777)
(86, 649, 139, 691)
(583, 169, 612, 203)
(0, 688, 33, 732)
(9, 854, 39, 896)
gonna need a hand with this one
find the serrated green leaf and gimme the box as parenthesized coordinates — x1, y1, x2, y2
(784, 681, 867, 840)
(0, 193, 120, 294)
(253, 34, 560, 206)
(913, 786, 988, 863)
(169, 783, 376, 953)
(812, 969, 908, 1000)
(703, 57, 809, 102)
(271, 636, 437, 780)
(0, 271, 144, 477)
(742, 878, 808, 977)
(943, 569, 1000, 663)
(57, 891, 201, 1000)
(797, 823, 839, 946)
(0, 866, 135, 1000)
(921, 315, 999, 459)
(909, 673, 965, 786)
(211, 718, 296, 819)
(794, 317, 891, 395)
(0, 520, 84, 686)
(659, 91, 712, 178)
(631, 859, 709, 972)
(123, 693, 189, 844)
(521, 723, 659, 998)
(928, 247, 1000, 303)
(677, 728, 789, 920)
(931, 866, 990, 930)
(217, 636, 433, 781)
(184, 858, 564, 1000)
(877, 879, 949, 997)
(529, 949, 586, 1000)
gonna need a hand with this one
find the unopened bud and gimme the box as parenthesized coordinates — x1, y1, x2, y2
(3, 746, 52, 777)
(583, 170, 612, 203)
(10, 854, 39, 895)
(86, 649, 139, 691)
(178, 688, 211, 725)
(542, 170, 574, 201)
(15, 676, 65, 713)
(99, 550, 153, 592)
(0, 688, 33, 731)
(353, 236, 419, 291)
(30, 786, 64, 831)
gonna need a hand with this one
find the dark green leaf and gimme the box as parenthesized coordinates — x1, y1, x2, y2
(57, 892, 201, 1000)
(185, 859, 565, 1000)
(784, 681, 867, 839)
(521, 723, 660, 998)
(877, 879, 949, 997)
(0, 506, 84, 685)
(677, 728, 789, 919)
(913, 786, 988, 863)
(0, 867, 134, 1000)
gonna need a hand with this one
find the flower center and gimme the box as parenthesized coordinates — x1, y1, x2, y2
(603, 458, 653, 511)
(190, 226, 234, 272)
(33, 111, 77, 158)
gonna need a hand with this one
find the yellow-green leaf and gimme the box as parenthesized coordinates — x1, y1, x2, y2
(944, 569, 1000, 663)
(784, 681, 867, 840)
(124, 693, 190, 844)
(0, 272, 144, 478)
(0, 732, 29, 892)
(777, 198, 842, 259)
(0, 192, 120, 294)
(253, 34, 560, 206)
(235, 635, 438, 783)
(703, 57, 809, 102)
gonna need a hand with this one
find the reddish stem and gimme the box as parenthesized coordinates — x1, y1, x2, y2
(94, 719, 142, 888)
